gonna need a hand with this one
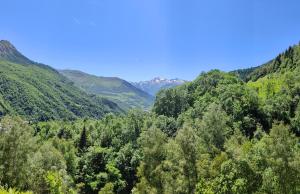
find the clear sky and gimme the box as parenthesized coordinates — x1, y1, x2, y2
(1, 0, 300, 81)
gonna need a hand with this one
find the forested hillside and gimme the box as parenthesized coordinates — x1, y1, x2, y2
(234, 42, 300, 81)
(0, 42, 299, 194)
(0, 40, 121, 121)
(60, 70, 154, 110)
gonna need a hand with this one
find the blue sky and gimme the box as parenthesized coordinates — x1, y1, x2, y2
(1, 0, 300, 81)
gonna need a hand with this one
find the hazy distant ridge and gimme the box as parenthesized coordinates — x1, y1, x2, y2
(132, 77, 187, 95)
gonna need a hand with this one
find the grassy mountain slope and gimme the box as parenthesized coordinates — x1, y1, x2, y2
(0, 40, 121, 121)
(60, 70, 154, 110)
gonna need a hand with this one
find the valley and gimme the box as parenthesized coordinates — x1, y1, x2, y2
(0, 40, 299, 193)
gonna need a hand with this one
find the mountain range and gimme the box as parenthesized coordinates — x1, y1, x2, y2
(60, 70, 154, 110)
(0, 40, 186, 118)
(132, 77, 187, 95)
(59, 72, 187, 110)
(2, 39, 299, 122)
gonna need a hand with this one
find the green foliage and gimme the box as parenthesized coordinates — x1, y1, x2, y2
(256, 124, 300, 193)
(247, 75, 284, 100)
(78, 125, 88, 152)
(76, 146, 123, 193)
(196, 103, 230, 154)
(0, 116, 74, 193)
(0, 59, 121, 122)
(1, 67, 300, 194)
(240, 44, 300, 81)
(0, 116, 36, 189)
(33, 111, 148, 193)
(98, 182, 115, 194)
(1, 41, 300, 194)
(231, 66, 259, 81)
(134, 69, 300, 193)
(152, 115, 178, 137)
(155, 70, 268, 136)
(0, 188, 32, 194)
(153, 86, 190, 118)
(134, 127, 168, 194)
(45, 171, 64, 194)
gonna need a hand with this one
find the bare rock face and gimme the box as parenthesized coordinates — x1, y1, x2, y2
(0, 40, 33, 65)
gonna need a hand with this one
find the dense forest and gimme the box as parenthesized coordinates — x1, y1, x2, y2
(0, 42, 300, 194)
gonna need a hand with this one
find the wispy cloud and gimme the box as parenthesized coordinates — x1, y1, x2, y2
(89, 21, 97, 27)
(72, 17, 81, 25)
(72, 17, 96, 27)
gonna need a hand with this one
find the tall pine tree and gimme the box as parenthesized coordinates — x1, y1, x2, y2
(78, 125, 88, 152)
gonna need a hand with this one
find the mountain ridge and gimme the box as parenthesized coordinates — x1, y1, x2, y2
(232, 42, 300, 81)
(132, 77, 187, 95)
(0, 40, 34, 65)
(0, 40, 121, 121)
(60, 69, 154, 110)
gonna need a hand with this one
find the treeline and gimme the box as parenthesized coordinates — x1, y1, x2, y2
(0, 70, 299, 193)
(234, 42, 300, 82)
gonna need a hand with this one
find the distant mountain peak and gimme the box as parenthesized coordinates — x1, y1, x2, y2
(152, 77, 167, 83)
(60, 69, 154, 110)
(132, 77, 187, 95)
(0, 40, 34, 65)
(0, 40, 18, 55)
(142, 77, 186, 83)
(0, 40, 15, 49)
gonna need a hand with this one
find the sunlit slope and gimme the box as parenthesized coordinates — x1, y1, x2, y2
(0, 40, 121, 121)
(60, 70, 154, 110)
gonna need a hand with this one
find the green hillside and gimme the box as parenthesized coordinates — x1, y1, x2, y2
(234, 43, 300, 81)
(247, 74, 284, 100)
(0, 42, 299, 194)
(60, 70, 154, 110)
(0, 40, 121, 121)
(16, 69, 298, 194)
(232, 43, 300, 102)
(152, 42, 300, 136)
(231, 66, 259, 81)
